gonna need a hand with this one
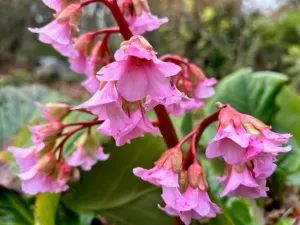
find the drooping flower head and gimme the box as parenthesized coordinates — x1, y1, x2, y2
(29, 3, 82, 57)
(206, 104, 291, 198)
(206, 104, 292, 165)
(120, 0, 168, 35)
(67, 132, 110, 171)
(18, 153, 71, 195)
(133, 147, 182, 187)
(159, 163, 221, 225)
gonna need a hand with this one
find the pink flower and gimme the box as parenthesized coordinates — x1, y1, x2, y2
(29, 122, 63, 146)
(125, 10, 168, 35)
(42, 0, 62, 12)
(8, 145, 41, 172)
(97, 36, 182, 102)
(69, 50, 89, 74)
(166, 98, 204, 117)
(29, 3, 81, 57)
(133, 166, 178, 187)
(217, 164, 268, 198)
(81, 75, 100, 94)
(133, 147, 182, 186)
(18, 154, 71, 195)
(206, 123, 250, 165)
(68, 146, 109, 171)
(194, 78, 217, 99)
(206, 104, 291, 165)
(35, 102, 70, 121)
(99, 108, 160, 146)
(159, 186, 221, 225)
(252, 153, 276, 179)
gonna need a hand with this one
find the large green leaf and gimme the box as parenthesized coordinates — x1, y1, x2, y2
(0, 85, 68, 147)
(63, 134, 172, 225)
(0, 187, 33, 225)
(34, 193, 60, 225)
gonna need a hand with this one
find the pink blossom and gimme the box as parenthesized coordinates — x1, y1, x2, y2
(260, 129, 292, 153)
(18, 155, 71, 195)
(81, 75, 100, 94)
(42, 0, 62, 12)
(29, 122, 62, 147)
(125, 10, 168, 35)
(68, 146, 109, 171)
(252, 153, 276, 179)
(166, 98, 204, 117)
(29, 4, 81, 56)
(100, 109, 160, 146)
(97, 36, 182, 102)
(217, 164, 268, 198)
(159, 186, 221, 225)
(8, 145, 41, 173)
(194, 78, 217, 99)
(133, 166, 178, 187)
(69, 50, 89, 74)
(206, 123, 250, 165)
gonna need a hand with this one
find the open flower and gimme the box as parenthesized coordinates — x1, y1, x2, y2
(67, 132, 110, 170)
(206, 104, 291, 165)
(217, 163, 269, 198)
(18, 153, 71, 195)
(29, 3, 81, 57)
(121, 0, 168, 35)
(97, 36, 182, 103)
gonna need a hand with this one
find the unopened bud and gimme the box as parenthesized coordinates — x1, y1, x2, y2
(154, 147, 182, 173)
(179, 171, 188, 193)
(74, 32, 95, 53)
(37, 153, 57, 174)
(187, 163, 208, 190)
(58, 161, 72, 180)
(55, 4, 82, 29)
(171, 149, 182, 173)
(189, 64, 206, 81)
(36, 102, 70, 121)
(121, 35, 153, 51)
(38, 122, 63, 142)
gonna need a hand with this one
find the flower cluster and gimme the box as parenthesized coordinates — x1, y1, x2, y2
(134, 148, 221, 225)
(206, 104, 292, 198)
(9, 103, 109, 194)
(74, 35, 183, 146)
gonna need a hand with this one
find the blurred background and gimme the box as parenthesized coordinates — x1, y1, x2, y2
(1, 0, 300, 95)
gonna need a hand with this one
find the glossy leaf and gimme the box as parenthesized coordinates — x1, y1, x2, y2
(63, 134, 172, 225)
(0, 187, 33, 225)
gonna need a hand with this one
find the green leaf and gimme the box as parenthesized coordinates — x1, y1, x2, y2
(275, 218, 296, 225)
(63, 134, 172, 225)
(0, 187, 33, 225)
(0, 85, 69, 147)
(275, 86, 300, 144)
(34, 193, 60, 225)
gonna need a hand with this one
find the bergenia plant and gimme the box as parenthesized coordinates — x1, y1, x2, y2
(8, 0, 292, 224)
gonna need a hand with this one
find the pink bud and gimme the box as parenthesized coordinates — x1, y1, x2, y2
(155, 147, 182, 173)
(179, 170, 188, 193)
(36, 102, 70, 121)
(187, 163, 208, 190)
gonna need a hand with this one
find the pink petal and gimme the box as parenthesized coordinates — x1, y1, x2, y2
(97, 61, 127, 81)
(95, 147, 110, 161)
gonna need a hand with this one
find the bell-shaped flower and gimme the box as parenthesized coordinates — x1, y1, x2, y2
(35, 102, 70, 121)
(166, 98, 204, 117)
(133, 147, 182, 187)
(18, 153, 71, 195)
(29, 121, 63, 147)
(100, 107, 160, 146)
(42, 0, 79, 12)
(121, 0, 168, 35)
(67, 132, 109, 170)
(97, 36, 182, 103)
(206, 104, 291, 165)
(217, 163, 268, 198)
(29, 3, 81, 57)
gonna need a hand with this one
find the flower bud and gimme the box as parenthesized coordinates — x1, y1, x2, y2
(36, 102, 70, 121)
(74, 32, 95, 53)
(55, 3, 82, 29)
(154, 147, 182, 173)
(179, 170, 188, 193)
(36, 153, 57, 175)
(30, 122, 63, 144)
(121, 35, 153, 51)
(187, 163, 208, 190)
(189, 64, 205, 81)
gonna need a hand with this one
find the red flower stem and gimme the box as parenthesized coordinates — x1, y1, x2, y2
(92, 27, 120, 36)
(74, 108, 94, 115)
(160, 55, 190, 67)
(182, 110, 220, 169)
(63, 120, 103, 128)
(154, 105, 179, 148)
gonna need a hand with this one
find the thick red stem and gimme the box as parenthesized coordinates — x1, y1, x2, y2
(154, 105, 179, 148)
